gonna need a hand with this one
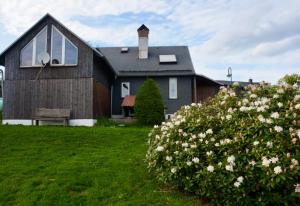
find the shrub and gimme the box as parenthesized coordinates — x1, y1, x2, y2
(135, 79, 164, 125)
(146, 77, 300, 205)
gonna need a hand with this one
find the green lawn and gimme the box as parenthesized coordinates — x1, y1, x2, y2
(0, 125, 202, 206)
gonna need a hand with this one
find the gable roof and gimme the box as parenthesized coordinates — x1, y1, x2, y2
(0, 13, 104, 66)
(97, 46, 195, 76)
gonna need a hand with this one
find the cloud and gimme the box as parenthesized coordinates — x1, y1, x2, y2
(0, 0, 300, 83)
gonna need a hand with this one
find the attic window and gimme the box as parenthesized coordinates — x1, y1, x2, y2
(51, 26, 78, 65)
(121, 47, 129, 53)
(159, 54, 177, 64)
(20, 26, 47, 67)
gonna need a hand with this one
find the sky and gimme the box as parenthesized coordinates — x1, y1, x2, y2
(0, 0, 300, 83)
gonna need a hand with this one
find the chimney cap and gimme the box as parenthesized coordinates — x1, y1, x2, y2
(137, 24, 149, 31)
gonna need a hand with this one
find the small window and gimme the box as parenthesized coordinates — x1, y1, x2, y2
(121, 82, 130, 97)
(169, 78, 177, 99)
(20, 26, 47, 67)
(159, 54, 177, 64)
(51, 26, 78, 66)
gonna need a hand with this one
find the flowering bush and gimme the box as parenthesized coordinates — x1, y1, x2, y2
(146, 76, 300, 205)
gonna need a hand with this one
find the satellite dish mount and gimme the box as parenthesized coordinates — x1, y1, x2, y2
(35, 52, 50, 80)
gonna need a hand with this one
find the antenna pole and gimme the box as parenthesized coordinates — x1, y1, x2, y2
(35, 63, 47, 80)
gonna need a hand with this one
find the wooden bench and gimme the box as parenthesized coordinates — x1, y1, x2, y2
(32, 108, 71, 126)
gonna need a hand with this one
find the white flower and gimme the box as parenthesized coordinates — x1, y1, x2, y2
(207, 165, 214, 172)
(226, 114, 232, 120)
(182, 142, 189, 148)
(186, 161, 192, 166)
(166, 156, 172, 161)
(266, 118, 273, 124)
(233, 82, 240, 86)
(218, 162, 222, 166)
(270, 157, 279, 163)
(206, 129, 213, 134)
(171, 167, 177, 174)
(249, 160, 256, 166)
(234, 181, 241, 187)
(192, 157, 200, 164)
(266, 141, 273, 148)
(295, 104, 300, 109)
(294, 95, 300, 101)
(156, 146, 164, 152)
(295, 184, 300, 193)
(262, 157, 271, 167)
(215, 143, 220, 147)
(225, 164, 234, 171)
(273, 94, 279, 99)
(258, 115, 266, 123)
(174, 151, 179, 155)
(297, 130, 300, 138)
(253, 141, 259, 146)
(274, 166, 282, 174)
(271, 112, 280, 119)
(190, 144, 197, 149)
(291, 159, 299, 166)
(250, 94, 257, 99)
(198, 133, 206, 138)
(277, 102, 283, 108)
(227, 155, 235, 164)
(277, 88, 284, 94)
(237, 176, 244, 183)
(206, 151, 213, 156)
(274, 125, 283, 133)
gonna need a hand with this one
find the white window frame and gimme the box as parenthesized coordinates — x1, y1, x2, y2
(51, 25, 78, 66)
(169, 77, 178, 99)
(121, 82, 130, 98)
(20, 26, 47, 68)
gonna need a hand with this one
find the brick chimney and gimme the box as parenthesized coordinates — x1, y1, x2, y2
(137, 24, 149, 59)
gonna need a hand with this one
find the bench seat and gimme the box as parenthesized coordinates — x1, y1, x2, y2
(32, 108, 71, 126)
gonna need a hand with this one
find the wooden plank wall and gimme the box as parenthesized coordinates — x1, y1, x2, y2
(3, 78, 93, 119)
(196, 85, 219, 102)
(4, 17, 94, 81)
(93, 80, 110, 118)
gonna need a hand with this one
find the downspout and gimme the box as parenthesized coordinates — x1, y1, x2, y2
(193, 76, 197, 103)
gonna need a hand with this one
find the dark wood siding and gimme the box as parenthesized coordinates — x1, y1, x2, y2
(195, 77, 220, 102)
(3, 78, 93, 119)
(93, 80, 110, 118)
(4, 17, 93, 81)
(2, 15, 99, 120)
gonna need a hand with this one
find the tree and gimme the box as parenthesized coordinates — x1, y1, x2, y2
(135, 79, 165, 125)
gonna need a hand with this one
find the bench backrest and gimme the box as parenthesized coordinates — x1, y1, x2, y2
(33, 108, 71, 118)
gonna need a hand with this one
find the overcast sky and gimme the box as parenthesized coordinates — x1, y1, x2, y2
(0, 0, 300, 83)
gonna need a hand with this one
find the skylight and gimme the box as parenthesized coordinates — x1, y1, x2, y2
(121, 47, 129, 53)
(159, 54, 177, 64)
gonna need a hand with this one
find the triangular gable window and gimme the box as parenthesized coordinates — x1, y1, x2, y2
(51, 26, 78, 65)
(20, 26, 47, 67)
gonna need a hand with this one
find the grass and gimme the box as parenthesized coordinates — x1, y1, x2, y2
(0, 125, 202, 205)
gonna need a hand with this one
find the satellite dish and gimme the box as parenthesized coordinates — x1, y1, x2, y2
(37, 51, 50, 65)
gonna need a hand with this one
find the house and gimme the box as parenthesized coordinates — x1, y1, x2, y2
(217, 79, 256, 87)
(0, 14, 222, 126)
